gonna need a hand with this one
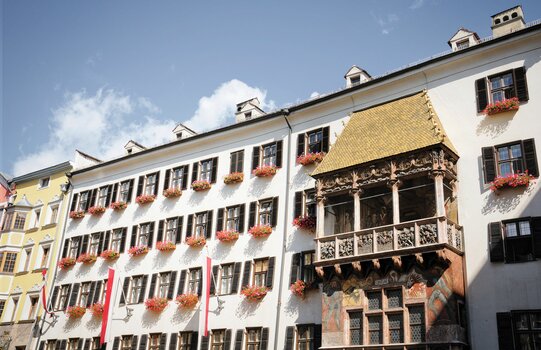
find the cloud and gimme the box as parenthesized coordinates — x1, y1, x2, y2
(86, 52, 103, 66)
(409, 0, 424, 10)
(371, 12, 399, 35)
(310, 92, 320, 99)
(183, 79, 275, 131)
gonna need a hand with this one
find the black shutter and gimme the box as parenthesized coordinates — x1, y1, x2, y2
(80, 235, 89, 255)
(475, 78, 488, 112)
(168, 271, 178, 299)
(314, 325, 322, 349)
(190, 331, 199, 350)
(131, 335, 139, 350)
(84, 339, 92, 350)
(120, 228, 127, 253)
(322, 126, 330, 153)
(284, 326, 295, 350)
(200, 335, 209, 350)
(522, 139, 539, 177)
(252, 146, 260, 170)
(97, 231, 105, 254)
(248, 202, 257, 228)
(102, 231, 111, 253)
(169, 333, 177, 350)
(266, 257, 275, 289)
(489, 222, 505, 262)
(77, 338, 84, 350)
(497, 312, 514, 350)
(209, 265, 219, 295)
(239, 204, 246, 233)
(186, 215, 194, 238)
(136, 176, 145, 197)
(60, 340, 67, 350)
(234, 330, 243, 350)
(217, 208, 224, 232)
(70, 193, 79, 211)
(206, 210, 213, 239)
(294, 192, 303, 218)
(271, 197, 279, 227)
(106, 185, 114, 206)
(111, 183, 118, 203)
(242, 261, 252, 288)
(231, 262, 242, 294)
(514, 66, 529, 101)
(191, 162, 199, 184)
(148, 273, 158, 298)
(39, 341, 45, 350)
(224, 330, 232, 350)
(164, 169, 171, 191)
(92, 281, 102, 304)
(68, 283, 80, 306)
(112, 337, 120, 350)
(197, 269, 203, 296)
(55, 340, 62, 350)
(148, 222, 155, 248)
(211, 157, 218, 183)
(182, 165, 189, 190)
(176, 217, 184, 244)
(260, 328, 269, 350)
(276, 141, 283, 167)
(89, 189, 97, 209)
(290, 253, 301, 285)
(482, 147, 497, 183)
(127, 179, 135, 202)
(62, 238, 69, 258)
(178, 270, 186, 295)
(130, 226, 138, 248)
(159, 333, 167, 350)
(50, 286, 59, 309)
(87, 282, 96, 307)
(119, 277, 130, 306)
(532, 217, 541, 259)
(157, 220, 164, 243)
(297, 133, 305, 157)
(154, 172, 160, 196)
(138, 275, 148, 303)
(138, 335, 148, 350)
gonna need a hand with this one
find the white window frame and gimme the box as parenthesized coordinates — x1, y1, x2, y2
(38, 177, 50, 189)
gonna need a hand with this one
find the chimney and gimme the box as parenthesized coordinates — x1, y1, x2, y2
(124, 140, 146, 155)
(491, 5, 525, 38)
(448, 28, 480, 51)
(344, 66, 371, 88)
(235, 98, 265, 123)
(172, 123, 197, 140)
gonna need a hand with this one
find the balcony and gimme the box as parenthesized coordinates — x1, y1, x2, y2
(315, 216, 463, 265)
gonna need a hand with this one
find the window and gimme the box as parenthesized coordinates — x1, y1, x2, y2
(157, 272, 171, 298)
(164, 218, 180, 242)
(219, 264, 234, 295)
(245, 328, 261, 350)
(187, 211, 212, 238)
(55, 285, 70, 311)
(297, 325, 314, 350)
(0, 252, 18, 273)
(167, 165, 188, 190)
(39, 177, 50, 188)
(409, 305, 425, 342)
(192, 157, 218, 184)
(28, 295, 39, 319)
(244, 112, 252, 120)
(1, 212, 13, 231)
(149, 334, 161, 350)
(350, 75, 361, 86)
(349, 312, 363, 345)
(110, 228, 125, 252)
(0, 300, 5, 320)
(179, 332, 193, 350)
(69, 237, 80, 259)
(497, 310, 541, 350)
(49, 205, 59, 224)
(97, 186, 109, 207)
(230, 150, 244, 173)
(489, 217, 541, 263)
(200, 159, 213, 182)
(136, 222, 153, 246)
(13, 212, 27, 230)
(129, 276, 145, 304)
(138, 172, 159, 196)
(211, 330, 225, 350)
(100, 279, 108, 303)
(456, 39, 470, 50)
(253, 259, 269, 288)
(294, 189, 316, 219)
(118, 180, 133, 202)
(121, 335, 133, 350)
(297, 127, 329, 157)
(79, 282, 91, 307)
(475, 67, 529, 112)
(290, 251, 317, 287)
(252, 141, 282, 170)
(187, 268, 201, 294)
(46, 340, 57, 350)
(482, 139, 539, 184)
(88, 233, 101, 255)
(21, 248, 32, 272)
(262, 143, 277, 167)
(89, 338, 100, 350)
(67, 339, 79, 350)
(216, 204, 244, 233)
(226, 206, 241, 231)
(33, 209, 41, 228)
(78, 191, 90, 212)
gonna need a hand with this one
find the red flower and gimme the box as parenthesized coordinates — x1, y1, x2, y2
(156, 241, 176, 252)
(253, 165, 277, 177)
(145, 297, 168, 312)
(490, 171, 534, 192)
(175, 294, 199, 308)
(76, 253, 97, 264)
(69, 210, 85, 219)
(128, 245, 149, 256)
(163, 188, 182, 198)
(216, 230, 240, 242)
(186, 236, 206, 247)
(88, 206, 106, 216)
(136, 194, 156, 205)
(66, 305, 86, 319)
(90, 303, 104, 317)
(483, 97, 520, 115)
(192, 180, 212, 191)
(290, 280, 307, 298)
(224, 172, 244, 184)
(100, 249, 120, 260)
(58, 257, 76, 270)
(296, 152, 325, 166)
(292, 216, 316, 232)
(241, 286, 268, 301)
(110, 201, 128, 210)
(248, 225, 272, 238)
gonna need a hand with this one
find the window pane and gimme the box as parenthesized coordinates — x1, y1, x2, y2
(490, 77, 502, 90)
(510, 144, 522, 158)
(505, 223, 518, 237)
(409, 306, 425, 343)
(387, 289, 402, 308)
(368, 315, 382, 344)
(367, 291, 381, 310)
(519, 221, 531, 236)
(498, 147, 510, 161)
(388, 313, 403, 343)
(531, 312, 541, 329)
(499, 162, 512, 176)
(502, 73, 513, 87)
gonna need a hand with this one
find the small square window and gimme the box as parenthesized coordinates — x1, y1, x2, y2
(39, 177, 50, 189)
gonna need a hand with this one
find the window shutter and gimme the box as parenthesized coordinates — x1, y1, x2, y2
(531, 217, 541, 259)
(239, 204, 246, 233)
(77, 339, 84, 350)
(39, 341, 45, 350)
(176, 217, 184, 244)
(60, 340, 67, 350)
(92, 281, 102, 304)
(159, 333, 167, 350)
(136, 176, 145, 197)
(119, 277, 129, 306)
(271, 197, 279, 227)
(210, 265, 219, 295)
(154, 172, 160, 196)
(248, 202, 257, 228)
(260, 328, 269, 350)
(80, 234, 89, 256)
(148, 273, 158, 298)
(62, 238, 69, 258)
(522, 139, 539, 177)
(488, 222, 505, 262)
(217, 208, 224, 232)
(252, 146, 260, 170)
(138, 335, 148, 350)
(168, 271, 178, 299)
(106, 185, 114, 206)
(68, 283, 80, 306)
(496, 312, 514, 350)
(224, 329, 232, 350)
(197, 270, 203, 296)
(290, 253, 301, 285)
(284, 326, 295, 350)
(182, 165, 189, 190)
(297, 134, 306, 157)
(314, 325, 322, 349)
(127, 179, 135, 202)
(200, 335, 209, 350)
(120, 228, 127, 253)
(231, 262, 242, 294)
(112, 337, 120, 350)
(242, 261, 252, 288)
(164, 169, 171, 191)
(234, 330, 243, 350)
(84, 339, 92, 350)
(294, 192, 303, 218)
(70, 193, 79, 212)
(148, 222, 155, 247)
(130, 226, 138, 248)
(266, 257, 275, 289)
(191, 162, 199, 184)
(111, 183, 118, 203)
(178, 270, 186, 295)
(169, 333, 177, 350)
(102, 231, 111, 253)
(206, 210, 214, 239)
(186, 215, 194, 238)
(322, 127, 330, 153)
(87, 282, 96, 307)
(139, 275, 149, 303)
(131, 335, 139, 349)
(157, 220, 164, 243)
(190, 332, 199, 350)
(89, 189, 97, 209)
(276, 141, 283, 168)
(55, 341, 62, 350)
(475, 78, 488, 113)
(211, 157, 218, 183)
(97, 231, 105, 254)
(50, 286, 59, 309)
(514, 66, 529, 101)
(482, 147, 497, 183)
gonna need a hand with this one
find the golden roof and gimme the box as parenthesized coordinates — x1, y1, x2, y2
(312, 91, 457, 176)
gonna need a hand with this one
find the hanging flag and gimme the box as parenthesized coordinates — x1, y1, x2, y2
(201, 256, 212, 337)
(40, 269, 53, 316)
(100, 268, 116, 345)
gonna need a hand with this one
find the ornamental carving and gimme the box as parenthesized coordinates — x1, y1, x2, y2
(320, 241, 336, 260)
(455, 229, 463, 250)
(447, 226, 453, 246)
(377, 230, 393, 251)
(357, 161, 391, 187)
(316, 171, 354, 196)
(419, 224, 438, 245)
(395, 151, 433, 177)
(357, 233, 373, 254)
(397, 227, 415, 248)
(338, 238, 354, 257)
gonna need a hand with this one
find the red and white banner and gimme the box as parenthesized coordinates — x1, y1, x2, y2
(201, 256, 212, 337)
(100, 268, 116, 345)
(40, 269, 53, 316)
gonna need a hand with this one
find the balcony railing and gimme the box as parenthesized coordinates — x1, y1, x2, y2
(316, 216, 463, 264)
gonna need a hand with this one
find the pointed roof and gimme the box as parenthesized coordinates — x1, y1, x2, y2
(14, 194, 33, 208)
(448, 27, 480, 45)
(312, 91, 457, 176)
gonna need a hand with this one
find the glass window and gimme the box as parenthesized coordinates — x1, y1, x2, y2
(219, 264, 234, 295)
(1, 252, 18, 273)
(110, 229, 124, 251)
(145, 174, 157, 195)
(97, 187, 108, 207)
(78, 191, 89, 211)
(200, 159, 213, 182)
(171, 167, 185, 189)
(368, 315, 382, 344)
(258, 200, 273, 226)
(129, 276, 144, 304)
(39, 177, 50, 188)
(2, 212, 13, 231)
(307, 129, 323, 154)
(226, 206, 240, 231)
(158, 272, 171, 298)
(165, 219, 178, 242)
(149, 334, 160, 350)
(326, 194, 354, 234)
(28, 296, 39, 319)
(262, 144, 277, 167)
(253, 259, 268, 287)
(188, 268, 201, 294)
(504, 219, 535, 263)
(230, 150, 244, 173)
(33, 209, 41, 227)
(138, 223, 151, 246)
(89, 233, 101, 255)
(246, 328, 261, 350)
(367, 291, 382, 310)
(297, 325, 313, 350)
(67, 338, 79, 350)
(40, 247, 50, 268)
(305, 190, 317, 218)
(119, 181, 131, 202)
(79, 282, 91, 307)
(497, 143, 525, 176)
(388, 313, 403, 343)
(23, 248, 32, 271)
(195, 212, 208, 237)
(179, 332, 193, 350)
(349, 311, 363, 345)
(56, 285, 70, 310)
(211, 330, 225, 350)
(121, 336, 132, 350)
(301, 252, 315, 285)
(13, 213, 27, 230)
(69, 238, 80, 259)
(89, 338, 100, 350)
(512, 311, 541, 349)
(489, 72, 515, 103)
(409, 306, 425, 342)
(50, 205, 59, 224)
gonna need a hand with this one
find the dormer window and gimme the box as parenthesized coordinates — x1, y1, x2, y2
(456, 39, 469, 50)
(244, 112, 252, 120)
(176, 132, 183, 139)
(350, 75, 361, 86)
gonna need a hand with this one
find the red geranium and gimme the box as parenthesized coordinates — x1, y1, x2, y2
(100, 249, 120, 260)
(69, 210, 85, 219)
(90, 302, 104, 317)
(483, 97, 520, 115)
(88, 206, 106, 216)
(66, 305, 86, 319)
(290, 280, 307, 298)
(58, 257, 76, 270)
(248, 225, 272, 238)
(163, 188, 182, 198)
(156, 241, 176, 252)
(135, 194, 156, 205)
(293, 216, 316, 232)
(76, 253, 97, 264)
(241, 286, 268, 301)
(128, 245, 149, 256)
(145, 297, 168, 312)
(296, 152, 325, 166)
(186, 236, 206, 247)
(490, 171, 534, 192)
(192, 180, 211, 192)
(175, 294, 199, 308)
(224, 172, 244, 184)
(216, 230, 240, 242)
(110, 201, 128, 210)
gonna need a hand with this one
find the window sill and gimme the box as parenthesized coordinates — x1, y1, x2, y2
(32, 267, 48, 273)
(14, 271, 29, 276)
(17, 319, 36, 324)
(41, 223, 57, 230)
(25, 227, 39, 233)
(0, 272, 14, 276)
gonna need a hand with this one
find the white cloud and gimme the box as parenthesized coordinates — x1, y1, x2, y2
(410, 0, 424, 10)
(183, 79, 275, 131)
(138, 97, 161, 114)
(371, 12, 399, 35)
(310, 91, 320, 99)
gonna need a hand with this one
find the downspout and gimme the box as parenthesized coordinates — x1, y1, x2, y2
(273, 109, 292, 350)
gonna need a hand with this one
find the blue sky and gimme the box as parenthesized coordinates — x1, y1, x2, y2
(2, 0, 541, 176)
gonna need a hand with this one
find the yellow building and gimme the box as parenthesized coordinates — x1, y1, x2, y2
(0, 162, 71, 350)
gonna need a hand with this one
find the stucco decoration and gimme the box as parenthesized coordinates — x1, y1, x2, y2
(24, 238, 35, 246)
(34, 200, 43, 207)
(49, 194, 62, 203)
(11, 286, 23, 295)
(28, 284, 42, 293)
(40, 234, 53, 243)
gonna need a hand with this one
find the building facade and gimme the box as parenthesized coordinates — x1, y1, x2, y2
(36, 6, 540, 350)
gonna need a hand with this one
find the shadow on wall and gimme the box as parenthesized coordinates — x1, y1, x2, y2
(235, 298, 263, 318)
(475, 111, 513, 138)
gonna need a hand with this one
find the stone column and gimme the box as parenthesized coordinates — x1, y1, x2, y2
(316, 195, 327, 238)
(432, 171, 446, 217)
(351, 188, 362, 231)
(388, 179, 401, 225)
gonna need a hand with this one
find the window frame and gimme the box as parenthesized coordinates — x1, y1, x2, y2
(258, 199, 273, 226)
(218, 263, 234, 295)
(187, 268, 202, 295)
(230, 150, 244, 174)
(252, 258, 269, 288)
(194, 211, 209, 238)
(199, 158, 214, 183)
(128, 275, 145, 305)
(296, 324, 314, 350)
(225, 205, 241, 232)
(211, 329, 226, 350)
(245, 328, 261, 350)
(38, 177, 50, 189)
(178, 331, 193, 350)
(0, 252, 18, 273)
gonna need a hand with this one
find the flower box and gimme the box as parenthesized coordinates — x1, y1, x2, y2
(66, 305, 86, 319)
(241, 286, 268, 301)
(88, 206, 106, 216)
(224, 172, 244, 184)
(128, 245, 149, 257)
(69, 210, 85, 219)
(175, 293, 199, 308)
(253, 165, 277, 177)
(110, 201, 128, 211)
(100, 249, 120, 260)
(290, 280, 307, 298)
(76, 253, 97, 265)
(58, 257, 76, 270)
(297, 152, 325, 166)
(163, 188, 182, 198)
(156, 241, 176, 252)
(216, 230, 240, 242)
(136, 194, 156, 205)
(483, 97, 520, 115)
(90, 302, 104, 317)
(186, 236, 206, 247)
(293, 216, 316, 232)
(192, 180, 211, 192)
(145, 297, 168, 312)
(490, 171, 534, 192)
(248, 225, 272, 238)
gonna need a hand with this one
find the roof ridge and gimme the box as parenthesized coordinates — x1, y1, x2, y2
(423, 90, 446, 143)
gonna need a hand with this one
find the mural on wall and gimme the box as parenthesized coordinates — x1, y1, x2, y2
(321, 276, 343, 333)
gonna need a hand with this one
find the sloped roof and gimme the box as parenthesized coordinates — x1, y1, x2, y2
(312, 91, 457, 176)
